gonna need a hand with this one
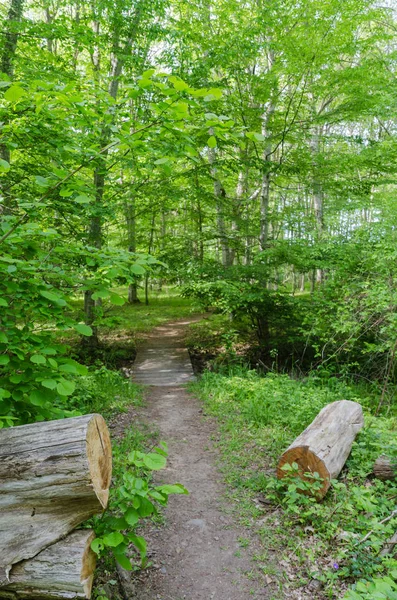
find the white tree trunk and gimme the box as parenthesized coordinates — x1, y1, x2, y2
(0, 414, 111, 582)
(277, 400, 364, 499)
(0, 530, 96, 599)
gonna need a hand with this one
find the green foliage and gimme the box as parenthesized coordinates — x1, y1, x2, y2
(92, 438, 188, 570)
(192, 368, 397, 597)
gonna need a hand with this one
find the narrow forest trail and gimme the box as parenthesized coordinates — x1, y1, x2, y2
(130, 317, 265, 600)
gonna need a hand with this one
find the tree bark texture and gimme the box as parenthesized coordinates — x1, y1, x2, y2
(373, 456, 397, 481)
(0, 530, 96, 599)
(277, 400, 364, 499)
(0, 414, 111, 582)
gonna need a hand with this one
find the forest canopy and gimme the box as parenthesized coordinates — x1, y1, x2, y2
(0, 0, 397, 420)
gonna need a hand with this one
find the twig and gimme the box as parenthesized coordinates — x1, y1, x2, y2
(358, 510, 397, 544)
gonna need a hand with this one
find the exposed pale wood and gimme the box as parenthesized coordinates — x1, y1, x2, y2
(373, 456, 397, 481)
(0, 530, 96, 599)
(277, 400, 364, 499)
(0, 414, 111, 583)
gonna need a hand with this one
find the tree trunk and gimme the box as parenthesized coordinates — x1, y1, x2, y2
(0, 530, 96, 599)
(277, 400, 364, 499)
(373, 456, 397, 481)
(124, 196, 140, 303)
(207, 129, 230, 267)
(0, 414, 111, 581)
(0, 0, 25, 208)
(84, 7, 142, 340)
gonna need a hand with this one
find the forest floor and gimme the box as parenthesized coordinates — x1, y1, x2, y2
(122, 317, 268, 600)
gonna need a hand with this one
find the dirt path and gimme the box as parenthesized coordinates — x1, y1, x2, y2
(130, 318, 265, 600)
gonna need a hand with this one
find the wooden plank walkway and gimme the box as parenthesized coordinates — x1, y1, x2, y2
(133, 319, 197, 386)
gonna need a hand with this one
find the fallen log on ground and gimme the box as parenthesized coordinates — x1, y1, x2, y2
(381, 531, 397, 557)
(277, 400, 364, 499)
(0, 414, 111, 583)
(373, 456, 397, 481)
(0, 530, 96, 599)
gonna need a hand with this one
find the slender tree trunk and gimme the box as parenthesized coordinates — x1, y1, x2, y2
(0, 0, 24, 210)
(125, 195, 140, 303)
(84, 6, 142, 343)
(208, 128, 231, 267)
(311, 126, 324, 285)
(145, 213, 155, 306)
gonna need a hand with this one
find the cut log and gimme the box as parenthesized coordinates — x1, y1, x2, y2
(381, 531, 397, 557)
(0, 414, 111, 583)
(373, 456, 397, 481)
(0, 530, 96, 599)
(277, 400, 364, 499)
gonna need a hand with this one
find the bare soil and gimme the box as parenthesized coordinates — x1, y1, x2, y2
(126, 318, 267, 600)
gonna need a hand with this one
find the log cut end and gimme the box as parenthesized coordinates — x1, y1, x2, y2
(86, 414, 112, 508)
(80, 532, 96, 598)
(277, 445, 331, 497)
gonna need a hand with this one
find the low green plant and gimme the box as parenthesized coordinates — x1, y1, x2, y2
(191, 368, 397, 598)
(91, 440, 188, 570)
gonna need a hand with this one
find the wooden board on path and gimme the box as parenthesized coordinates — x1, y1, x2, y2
(133, 320, 196, 386)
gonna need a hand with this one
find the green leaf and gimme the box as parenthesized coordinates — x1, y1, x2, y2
(29, 390, 46, 406)
(207, 136, 217, 148)
(128, 534, 147, 557)
(0, 332, 8, 344)
(131, 264, 146, 275)
(56, 379, 75, 396)
(90, 538, 103, 555)
(40, 290, 66, 306)
(156, 484, 189, 495)
(114, 552, 132, 571)
(74, 324, 93, 336)
(4, 85, 25, 103)
(75, 195, 92, 204)
(143, 453, 167, 470)
(30, 354, 46, 365)
(109, 293, 125, 306)
(0, 355, 10, 365)
(0, 298, 9, 307)
(41, 379, 57, 390)
(0, 159, 10, 172)
(137, 497, 154, 517)
(103, 532, 124, 548)
(35, 176, 50, 187)
(124, 508, 139, 526)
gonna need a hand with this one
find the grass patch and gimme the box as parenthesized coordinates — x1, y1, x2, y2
(191, 368, 397, 599)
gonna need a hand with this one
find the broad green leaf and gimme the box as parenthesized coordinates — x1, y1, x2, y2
(30, 354, 46, 365)
(109, 293, 125, 306)
(143, 453, 167, 470)
(41, 379, 57, 390)
(0, 355, 10, 365)
(156, 483, 189, 495)
(124, 508, 139, 526)
(0, 298, 9, 307)
(90, 538, 103, 554)
(29, 390, 46, 406)
(114, 552, 132, 571)
(103, 532, 124, 547)
(0, 332, 8, 344)
(0, 159, 10, 172)
(131, 264, 146, 275)
(56, 379, 75, 396)
(4, 85, 25, 102)
(40, 290, 66, 306)
(207, 136, 217, 148)
(74, 324, 93, 336)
